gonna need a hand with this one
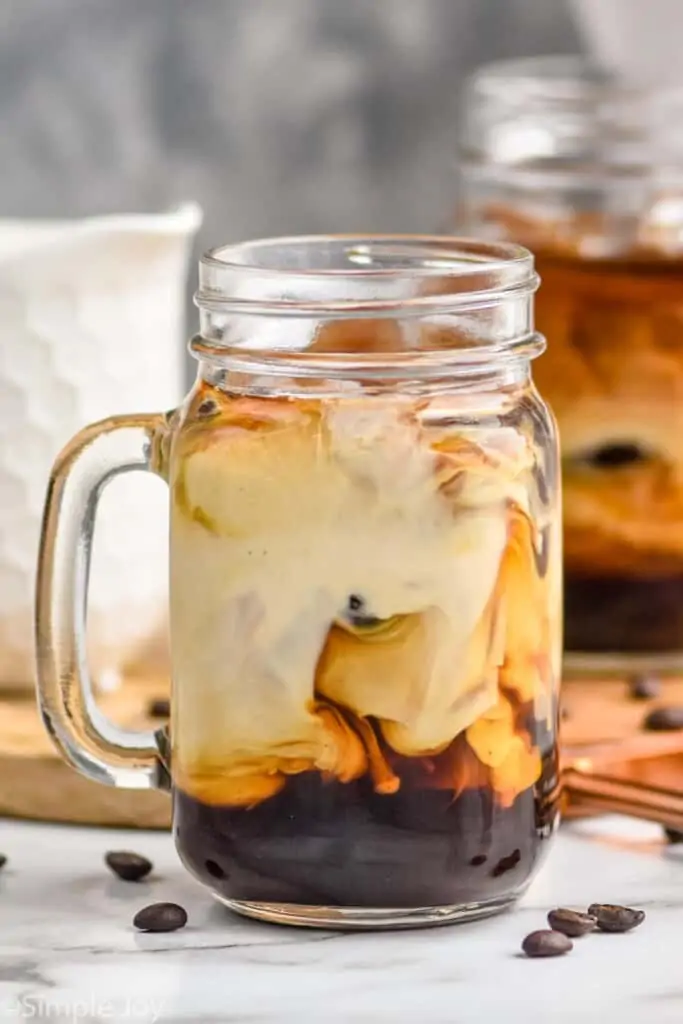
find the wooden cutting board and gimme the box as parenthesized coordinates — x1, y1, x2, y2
(0, 677, 171, 829)
(1, 672, 680, 829)
(561, 674, 683, 748)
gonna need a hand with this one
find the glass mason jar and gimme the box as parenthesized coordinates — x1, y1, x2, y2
(36, 235, 561, 929)
(457, 56, 683, 674)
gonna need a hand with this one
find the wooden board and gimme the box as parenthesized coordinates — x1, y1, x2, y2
(1, 672, 681, 829)
(561, 674, 683, 749)
(559, 674, 683, 822)
(0, 678, 171, 829)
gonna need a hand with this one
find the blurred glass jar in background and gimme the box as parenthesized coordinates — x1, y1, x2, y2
(0, 204, 200, 691)
(456, 56, 683, 672)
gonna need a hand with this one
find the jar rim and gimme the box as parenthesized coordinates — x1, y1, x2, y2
(469, 55, 608, 104)
(462, 55, 683, 183)
(201, 233, 531, 274)
(467, 54, 683, 108)
(195, 234, 537, 318)
(191, 235, 542, 377)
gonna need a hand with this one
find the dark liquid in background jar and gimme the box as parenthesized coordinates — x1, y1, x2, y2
(529, 248, 683, 655)
(175, 740, 559, 909)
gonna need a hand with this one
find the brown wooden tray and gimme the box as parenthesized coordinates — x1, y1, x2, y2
(561, 674, 683, 750)
(0, 677, 171, 829)
(561, 674, 683, 827)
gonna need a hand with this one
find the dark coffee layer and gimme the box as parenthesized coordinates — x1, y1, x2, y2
(565, 575, 683, 653)
(174, 758, 558, 908)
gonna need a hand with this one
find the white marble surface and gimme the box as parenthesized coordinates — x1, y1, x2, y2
(0, 816, 680, 1024)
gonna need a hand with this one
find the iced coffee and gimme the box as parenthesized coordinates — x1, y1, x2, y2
(34, 234, 560, 926)
(169, 373, 560, 909)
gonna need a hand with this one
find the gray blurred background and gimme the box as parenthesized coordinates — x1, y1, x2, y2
(0, 1, 586, 641)
(0, 0, 582, 288)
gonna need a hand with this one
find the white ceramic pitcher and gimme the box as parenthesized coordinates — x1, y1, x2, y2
(0, 203, 201, 689)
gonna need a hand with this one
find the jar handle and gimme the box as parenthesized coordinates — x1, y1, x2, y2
(35, 413, 170, 790)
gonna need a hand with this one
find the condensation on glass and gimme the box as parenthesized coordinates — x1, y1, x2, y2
(35, 236, 561, 929)
(457, 56, 683, 673)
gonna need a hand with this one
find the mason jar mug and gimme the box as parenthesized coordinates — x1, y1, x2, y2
(35, 235, 561, 929)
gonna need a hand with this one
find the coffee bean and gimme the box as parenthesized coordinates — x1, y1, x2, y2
(197, 399, 218, 417)
(133, 902, 188, 933)
(629, 674, 661, 701)
(147, 698, 170, 719)
(521, 930, 573, 958)
(547, 908, 597, 937)
(587, 904, 645, 933)
(105, 851, 153, 882)
(664, 827, 683, 844)
(0, 854, 7, 870)
(587, 443, 646, 469)
(643, 706, 683, 731)
(345, 594, 382, 629)
(490, 848, 521, 879)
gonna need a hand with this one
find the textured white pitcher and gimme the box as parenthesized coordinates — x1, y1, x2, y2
(0, 203, 201, 689)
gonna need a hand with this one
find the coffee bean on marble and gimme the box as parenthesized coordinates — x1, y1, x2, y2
(147, 698, 170, 719)
(664, 827, 683, 844)
(133, 902, 188, 933)
(521, 930, 573, 958)
(547, 908, 597, 938)
(642, 706, 683, 731)
(629, 674, 661, 701)
(587, 904, 645, 933)
(105, 851, 153, 882)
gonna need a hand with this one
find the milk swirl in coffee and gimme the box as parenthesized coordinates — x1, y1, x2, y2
(167, 370, 559, 907)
